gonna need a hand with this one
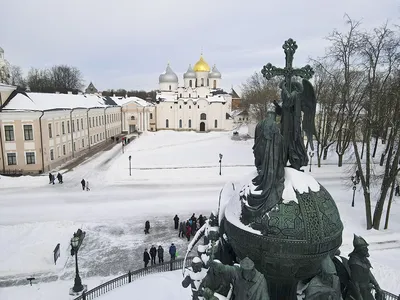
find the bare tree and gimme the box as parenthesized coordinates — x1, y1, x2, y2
(27, 68, 53, 93)
(240, 72, 280, 121)
(9, 65, 26, 88)
(50, 65, 84, 92)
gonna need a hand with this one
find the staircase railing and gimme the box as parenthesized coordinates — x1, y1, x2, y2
(73, 257, 193, 300)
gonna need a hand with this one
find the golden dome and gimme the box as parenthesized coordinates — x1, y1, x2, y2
(193, 55, 210, 72)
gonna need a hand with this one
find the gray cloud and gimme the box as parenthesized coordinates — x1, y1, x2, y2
(1, 0, 398, 93)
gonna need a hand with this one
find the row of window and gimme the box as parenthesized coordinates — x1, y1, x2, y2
(48, 114, 120, 139)
(7, 152, 35, 165)
(168, 79, 217, 90)
(4, 125, 33, 141)
(165, 119, 218, 129)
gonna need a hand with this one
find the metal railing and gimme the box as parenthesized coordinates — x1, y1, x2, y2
(74, 257, 193, 300)
(378, 290, 400, 300)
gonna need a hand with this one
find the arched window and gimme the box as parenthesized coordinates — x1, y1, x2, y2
(214, 119, 218, 128)
(179, 119, 182, 128)
(207, 79, 209, 86)
(169, 85, 171, 91)
(201, 78, 204, 86)
(188, 119, 192, 128)
(180, 93, 182, 98)
(166, 119, 169, 128)
(189, 80, 192, 87)
(213, 80, 217, 89)
(189, 94, 191, 98)
(179, 105, 182, 109)
(200, 113, 206, 120)
(150, 113, 153, 119)
(131, 116, 135, 120)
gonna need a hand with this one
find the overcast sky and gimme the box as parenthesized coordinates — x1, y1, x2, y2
(0, 0, 398, 93)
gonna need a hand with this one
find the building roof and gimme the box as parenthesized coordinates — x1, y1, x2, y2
(1, 92, 119, 111)
(231, 88, 240, 98)
(110, 96, 154, 107)
(193, 55, 210, 72)
(0, 82, 16, 91)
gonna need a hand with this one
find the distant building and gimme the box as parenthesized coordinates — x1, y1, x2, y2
(155, 54, 233, 132)
(0, 92, 122, 174)
(85, 82, 98, 94)
(231, 88, 241, 110)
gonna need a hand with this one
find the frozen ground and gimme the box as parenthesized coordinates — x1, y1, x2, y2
(0, 130, 400, 299)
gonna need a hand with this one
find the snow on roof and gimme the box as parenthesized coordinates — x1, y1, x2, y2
(0, 82, 16, 91)
(2, 92, 118, 111)
(111, 96, 154, 107)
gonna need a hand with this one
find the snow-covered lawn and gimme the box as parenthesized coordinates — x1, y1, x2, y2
(0, 130, 400, 300)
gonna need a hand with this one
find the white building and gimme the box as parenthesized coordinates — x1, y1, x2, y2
(155, 55, 233, 132)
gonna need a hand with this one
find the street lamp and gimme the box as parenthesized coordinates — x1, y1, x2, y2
(309, 151, 314, 172)
(71, 236, 84, 293)
(351, 175, 360, 207)
(129, 155, 132, 176)
(219, 153, 223, 176)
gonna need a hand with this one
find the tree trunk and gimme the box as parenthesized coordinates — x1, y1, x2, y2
(361, 136, 365, 159)
(372, 136, 379, 158)
(384, 179, 396, 229)
(372, 180, 391, 230)
(323, 147, 329, 160)
(379, 153, 385, 166)
(338, 154, 343, 167)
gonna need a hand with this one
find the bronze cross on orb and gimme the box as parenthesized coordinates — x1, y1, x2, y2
(261, 38, 314, 92)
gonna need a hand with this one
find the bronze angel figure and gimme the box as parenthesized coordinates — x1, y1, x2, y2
(274, 78, 317, 171)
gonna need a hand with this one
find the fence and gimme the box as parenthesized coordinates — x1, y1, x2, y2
(73, 257, 193, 300)
(379, 290, 400, 300)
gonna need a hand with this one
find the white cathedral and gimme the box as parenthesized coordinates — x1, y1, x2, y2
(155, 55, 233, 132)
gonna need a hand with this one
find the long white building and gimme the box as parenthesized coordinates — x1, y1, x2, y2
(155, 55, 233, 132)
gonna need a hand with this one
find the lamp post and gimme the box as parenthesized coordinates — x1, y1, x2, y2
(71, 236, 84, 293)
(309, 151, 314, 172)
(351, 175, 360, 207)
(129, 155, 132, 176)
(219, 153, 223, 176)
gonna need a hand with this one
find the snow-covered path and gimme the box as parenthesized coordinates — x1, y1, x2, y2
(1, 131, 400, 295)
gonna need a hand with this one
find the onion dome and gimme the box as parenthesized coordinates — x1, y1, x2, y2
(159, 63, 178, 83)
(184, 64, 196, 79)
(209, 64, 221, 79)
(193, 55, 210, 72)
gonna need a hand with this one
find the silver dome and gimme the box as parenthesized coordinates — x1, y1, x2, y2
(159, 64, 178, 83)
(183, 64, 196, 79)
(209, 65, 221, 79)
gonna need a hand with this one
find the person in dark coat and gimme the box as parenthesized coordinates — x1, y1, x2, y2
(143, 248, 150, 268)
(396, 185, 400, 196)
(179, 221, 184, 237)
(49, 173, 53, 184)
(190, 213, 197, 235)
(57, 173, 63, 184)
(198, 214, 205, 228)
(150, 245, 157, 265)
(144, 220, 150, 234)
(157, 245, 164, 263)
(169, 243, 176, 261)
(81, 179, 86, 191)
(173, 215, 179, 230)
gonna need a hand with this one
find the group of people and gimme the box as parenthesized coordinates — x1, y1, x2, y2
(174, 213, 206, 241)
(48, 172, 63, 184)
(143, 243, 177, 268)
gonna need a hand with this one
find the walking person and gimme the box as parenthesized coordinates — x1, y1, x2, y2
(396, 185, 400, 196)
(178, 221, 184, 237)
(198, 214, 205, 228)
(186, 223, 192, 241)
(143, 248, 150, 268)
(157, 245, 164, 264)
(173, 214, 179, 230)
(86, 181, 90, 191)
(57, 172, 63, 184)
(169, 243, 176, 261)
(144, 220, 150, 234)
(49, 173, 53, 184)
(81, 179, 86, 191)
(150, 245, 157, 265)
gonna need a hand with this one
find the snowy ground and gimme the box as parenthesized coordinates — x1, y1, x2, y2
(0, 130, 400, 300)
